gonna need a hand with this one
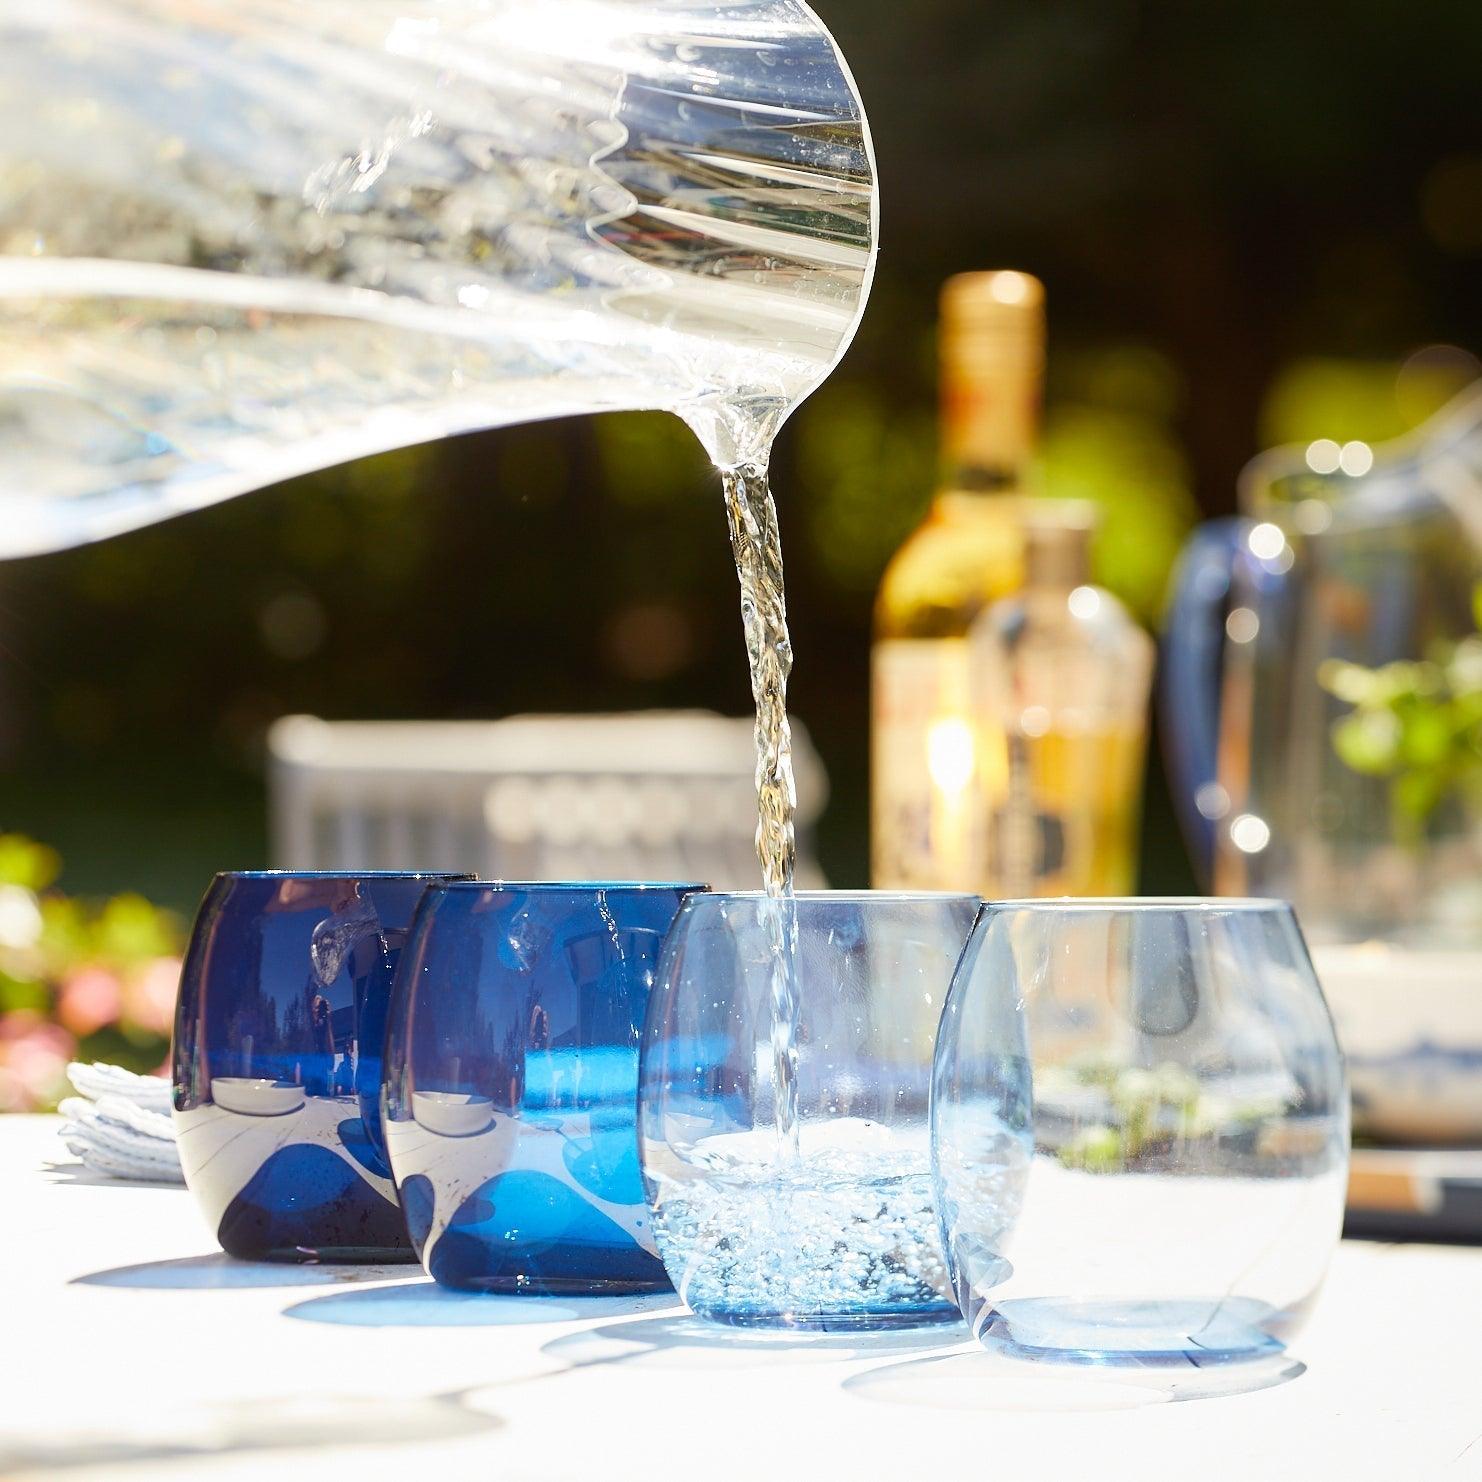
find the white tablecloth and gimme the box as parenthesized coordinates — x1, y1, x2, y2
(4, 1114, 1480, 1481)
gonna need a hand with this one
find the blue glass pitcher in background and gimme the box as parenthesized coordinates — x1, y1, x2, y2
(1161, 385, 1482, 1141)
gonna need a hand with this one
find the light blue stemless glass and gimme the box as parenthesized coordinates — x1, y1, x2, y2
(383, 880, 704, 1294)
(933, 898, 1350, 1364)
(639, 891, 983, 1331)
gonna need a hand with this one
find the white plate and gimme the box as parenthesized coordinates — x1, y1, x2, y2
(211, 1077, 307, 1117)
(1313, 943, 1482, 1143)
(412, 1091, 497, 1137)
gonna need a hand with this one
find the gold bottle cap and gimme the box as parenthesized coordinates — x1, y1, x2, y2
(940, 271, 1045, 371)
(941, 270, 1045, 331)
(1022, 499, 1097, 589)
(939, 271, 1046, 483)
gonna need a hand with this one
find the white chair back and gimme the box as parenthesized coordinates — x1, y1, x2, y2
(267, 711, 828, 890)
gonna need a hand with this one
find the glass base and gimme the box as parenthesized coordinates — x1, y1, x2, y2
(436, 1274, 674, 1298)
(976, 1297, 1284, 1365)
(695, 1303, 964, 1334)
(248, 1245, 422, 1265)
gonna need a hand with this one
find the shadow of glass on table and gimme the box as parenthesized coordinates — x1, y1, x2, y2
(72, 1254, 419, 1290)
(73, 1256, 417, 1292)
(843, 1345, 1307, 1411)
(284, 1281, 681, 1328)
(0, 1393, 500, 1476)
(539, 1311, 973, 1373)
(44, 1161, 183, 1192)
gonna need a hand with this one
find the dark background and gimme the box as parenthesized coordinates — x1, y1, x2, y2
(3, 0, 1481, 912)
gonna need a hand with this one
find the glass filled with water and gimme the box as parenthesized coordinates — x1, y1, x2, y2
(639, 890, 982, 1330)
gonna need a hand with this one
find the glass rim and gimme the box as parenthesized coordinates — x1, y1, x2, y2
(425, 879, 709, 894)
(982, 896, 1293, 913)
(213, 869, 473, 881)
(686, 889, 983, 904)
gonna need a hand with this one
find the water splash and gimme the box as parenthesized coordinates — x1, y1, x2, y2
(651, 1145, 955, 1322)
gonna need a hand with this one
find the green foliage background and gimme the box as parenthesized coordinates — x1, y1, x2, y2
(1, 0, 1480, 907)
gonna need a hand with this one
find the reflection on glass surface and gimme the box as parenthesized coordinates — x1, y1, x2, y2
(172, 870, 464, 1262)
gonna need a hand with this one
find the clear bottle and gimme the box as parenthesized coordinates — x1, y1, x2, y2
(871, 271, 1044, 889)
(969, 502, 1155, 898)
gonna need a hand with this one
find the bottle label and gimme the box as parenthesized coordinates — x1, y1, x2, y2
(985, 730, 1068, 897)
(978, 722, 1147, 897)
(871, 639, 976, 889)
(939, 360, 1039, 487)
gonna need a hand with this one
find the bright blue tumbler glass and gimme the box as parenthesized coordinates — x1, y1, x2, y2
(383, 881, 705, 1294)
(933, 898, 1349, 1364)
(639, 891, 983, 1330)
(172, 870, 465, 1262)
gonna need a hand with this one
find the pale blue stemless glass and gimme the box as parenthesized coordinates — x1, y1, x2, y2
(639, 891, 983, 1331)
(933, 898, 1350, 1364)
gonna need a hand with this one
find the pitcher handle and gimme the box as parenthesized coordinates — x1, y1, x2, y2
(1159, 518, 1245, 884)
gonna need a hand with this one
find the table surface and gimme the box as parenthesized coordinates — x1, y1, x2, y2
(5, 1114, 1482, 1482)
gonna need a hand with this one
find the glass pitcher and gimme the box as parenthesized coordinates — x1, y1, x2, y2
(0, 0, 876, 557)
(1162, 385, 1482, 1139)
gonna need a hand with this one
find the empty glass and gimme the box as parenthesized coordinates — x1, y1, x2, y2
(933, 898, 1349, 1363)
(172, 870, 465, 1261)
(639, 891, 982, 1330)
(382, 880, 703, 1293)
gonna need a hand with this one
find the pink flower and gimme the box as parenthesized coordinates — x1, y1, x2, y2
(0, 1012, 76, 1111)
(125, 956, 182, 1037)
(57, 965, 124, 1037)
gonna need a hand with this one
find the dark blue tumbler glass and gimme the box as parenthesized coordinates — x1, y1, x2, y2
(383, 881, 705, 1294)
(172, 871, 467, 1262)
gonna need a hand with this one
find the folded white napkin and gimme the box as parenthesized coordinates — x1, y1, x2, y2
(58, 1062, 184, 1184)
